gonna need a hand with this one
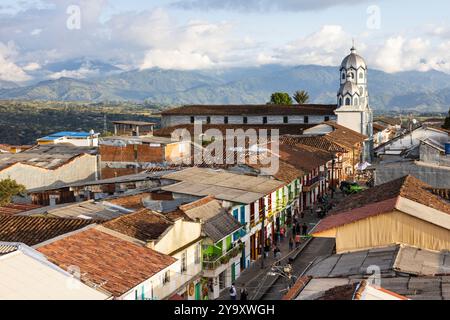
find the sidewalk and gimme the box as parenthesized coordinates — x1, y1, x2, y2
(217, 200, 325, 300)
(218, 190, 345, 300)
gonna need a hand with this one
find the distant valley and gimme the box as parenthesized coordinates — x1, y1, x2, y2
(1, 60, 450, 112)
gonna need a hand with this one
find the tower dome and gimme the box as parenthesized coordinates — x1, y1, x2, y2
(339, 81, 360, 96)
(340, 46, 367, 70)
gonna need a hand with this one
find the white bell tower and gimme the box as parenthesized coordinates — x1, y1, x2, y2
(335, 45, 373, 161)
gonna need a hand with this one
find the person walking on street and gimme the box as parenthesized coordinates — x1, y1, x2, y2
(274, 246, 281, 259)
(289, 237, 294, 251)
(280, 226, 285, 241)
(295, 222, 301, 235)
(302, 223, 308, 236)
(230, 283, 237, 300)
(295, 233, 301, 248)
(240, 285, 248, 301)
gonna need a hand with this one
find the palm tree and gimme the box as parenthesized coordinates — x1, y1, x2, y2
(293, 90, 310, 104)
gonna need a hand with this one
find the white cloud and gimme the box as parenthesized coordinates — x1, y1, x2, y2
(370, 36, 450, 73)
(23, 62, 41, 71)
(268, 25, 354, 66)
(47, 66, 100, 79)
(3, 1, 450, 75)
(30, 28, 42, 36)
(141, 50, 213, 70)
(0, 41, 30, 82)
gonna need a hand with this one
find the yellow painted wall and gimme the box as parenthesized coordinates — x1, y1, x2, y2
(164, 142, 191, 163)
(334, 210, 450, 253)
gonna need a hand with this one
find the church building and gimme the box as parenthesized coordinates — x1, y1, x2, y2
(335, 46, 374, 161)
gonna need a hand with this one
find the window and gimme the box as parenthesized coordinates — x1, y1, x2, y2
(304, 116, 309, 124)
(342, 73, 346, 80)
(339, 97, 342, 106)
(163, 271, 170, 285)
(324, 116, 330, 122)
(263, 116, 267, 124)
(206, 116, 211, 124)
(243, 117, 248, 124)
(359, 72, 364, 79)
(190, 116, 195, 124)
(195, 244, 201, 264)
(181, 251, 187, 273)
(283, 116, 288, 124)
(250, 202, 255, 225)
(345, 98, 351, 106)
(359, 87, 364, 95)
(224, 116, 228, 124)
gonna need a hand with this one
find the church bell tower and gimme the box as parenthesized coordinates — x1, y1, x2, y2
(335, 45, 374, 161)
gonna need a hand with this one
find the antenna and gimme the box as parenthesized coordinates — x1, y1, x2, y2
(103, 114, 107, 134)
(351, 38, 356, 52)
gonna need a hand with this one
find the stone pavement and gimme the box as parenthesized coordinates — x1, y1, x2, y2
(218, 190, 345, 300)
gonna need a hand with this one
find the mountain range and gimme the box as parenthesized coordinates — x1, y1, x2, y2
(1, 60, 450, 112)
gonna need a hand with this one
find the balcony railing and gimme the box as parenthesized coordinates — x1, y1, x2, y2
(202, 243, 244, 270)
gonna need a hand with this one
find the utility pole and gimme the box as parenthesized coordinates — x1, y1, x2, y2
(331, 156, 335, 199)
(103, 114, 108, 134)
(260, 206, 265, 269)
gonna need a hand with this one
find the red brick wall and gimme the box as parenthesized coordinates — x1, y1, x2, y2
(136, 145, 164, 162)
(100, 144, 165, 163)
(101, 167, 145, 179)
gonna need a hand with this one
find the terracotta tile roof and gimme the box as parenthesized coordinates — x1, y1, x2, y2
(37, 228, 176, 297)
(179, 196, 216, 212)
(102, 209, 173, 242)
(280, 135, 348, 153)
(316, 283, 359, 300)
(313, 198, 398, 234)
(0, 215, 96, 246)
(161, 104, 337, 116)
(246, 157, 303, 183)
(333, 175, 450, 215)
(0, 203, 42, 215)
(278, 143, 333, 172)
(374, 117, 402, 126)
(108, 193, 153, 210)
(372, 123, 388, 132)
(282, 276, 311, 300)
(324, 121, 367, 149)
(314, 175, 450, 234)
(154, 124, 314, 138)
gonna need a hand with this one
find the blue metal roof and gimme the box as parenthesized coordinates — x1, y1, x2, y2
(38, 131, 96, 141)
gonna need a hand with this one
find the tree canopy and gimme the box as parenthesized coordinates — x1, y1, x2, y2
(293, 90, 310, 104)
(0, 178, 26, 206)
(269, 92, 293, 105)
(443, 108, 450, 130)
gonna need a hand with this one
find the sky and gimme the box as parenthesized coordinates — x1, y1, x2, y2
(1, 0, 450, 82)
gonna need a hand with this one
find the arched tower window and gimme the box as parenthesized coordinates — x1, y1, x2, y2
(342, 73, 346, 80)
(359, 72, 364, 79)
(345, 98, 351, 106)
(359, 87, 364, 95)
(339, 97, 343, 106)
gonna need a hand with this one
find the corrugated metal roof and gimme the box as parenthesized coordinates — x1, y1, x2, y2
(162, 167, 284, 203)
(203, 211, 242, 242)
